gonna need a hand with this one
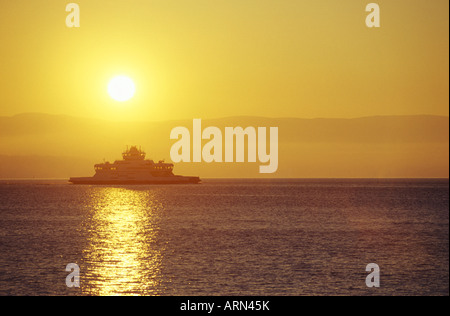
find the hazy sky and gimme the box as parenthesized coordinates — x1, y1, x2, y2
(0, 0, 448, 121)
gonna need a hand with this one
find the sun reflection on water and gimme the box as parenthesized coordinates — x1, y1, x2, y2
(81, 187, 165, 296)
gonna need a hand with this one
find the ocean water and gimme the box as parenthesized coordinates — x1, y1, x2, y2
(0, 179, 448, 296)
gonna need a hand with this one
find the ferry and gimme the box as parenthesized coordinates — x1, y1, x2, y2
(69, 146, 200, 184)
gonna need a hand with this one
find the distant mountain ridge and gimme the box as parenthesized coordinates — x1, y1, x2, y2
(1, 113, 448, 140)
(0, 113, 448, 178)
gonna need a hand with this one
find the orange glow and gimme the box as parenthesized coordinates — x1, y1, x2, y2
(0, 1, 448, 121)
(0, 1, 448, 178)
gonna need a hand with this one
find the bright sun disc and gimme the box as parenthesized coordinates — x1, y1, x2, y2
(108, 76, 136, 102)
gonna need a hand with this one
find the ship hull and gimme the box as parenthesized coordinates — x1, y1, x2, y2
(69, 176, 201, 185)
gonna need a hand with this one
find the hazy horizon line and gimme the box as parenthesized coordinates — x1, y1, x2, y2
(0, 177, 448, 181)
(1, 111, 449, 123)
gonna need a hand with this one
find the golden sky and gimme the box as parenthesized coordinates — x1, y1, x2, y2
(0, 0, 449, 122)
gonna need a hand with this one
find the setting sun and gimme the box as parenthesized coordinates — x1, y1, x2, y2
(107, 76, 136, 102)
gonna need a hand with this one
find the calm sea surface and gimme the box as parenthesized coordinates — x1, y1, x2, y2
(0, 179, 448, 296)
